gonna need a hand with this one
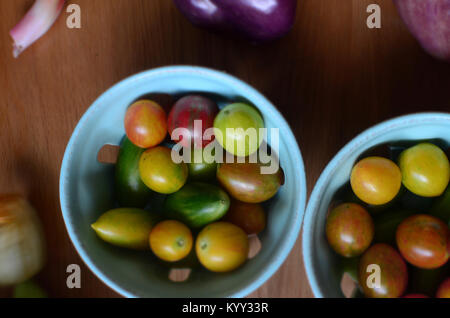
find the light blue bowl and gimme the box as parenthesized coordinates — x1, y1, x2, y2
(60, 66, 307, 298)
(302, 112, 450, 298)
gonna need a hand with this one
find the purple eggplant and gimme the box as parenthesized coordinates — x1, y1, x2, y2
(173, 0, 297, 42)
(394, 0, 450, 62)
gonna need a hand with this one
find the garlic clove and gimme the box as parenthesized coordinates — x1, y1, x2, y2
(0, 195, 46, 286)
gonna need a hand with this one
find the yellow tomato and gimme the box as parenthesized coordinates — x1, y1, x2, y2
(350, 156, 402, 205)
(91, 208, 160, 250)
(149, 220, 193, 262)
(213, 103, 264, 157)
(399, 143, 450, 197)
(196, 222, 249, 272)
(139, 146, 188, 194)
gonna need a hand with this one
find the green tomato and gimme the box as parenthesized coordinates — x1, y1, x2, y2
(399, 143, 450, 197)
(164, 182, 230, 229)
(213, 103, 264, 157)
(187, 148, 217, 181)
(115, 136, 153, 208)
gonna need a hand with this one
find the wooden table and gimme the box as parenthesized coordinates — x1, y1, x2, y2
(0, 0, 449, 298)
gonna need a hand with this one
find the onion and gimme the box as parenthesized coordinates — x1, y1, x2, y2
(394, 0, 450, 62)
(0, 195, 46, 286)
(9, 0, 65, 58)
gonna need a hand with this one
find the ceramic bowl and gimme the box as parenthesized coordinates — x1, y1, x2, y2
(60, 66, 307, 297)
(302, 112, 450, 297)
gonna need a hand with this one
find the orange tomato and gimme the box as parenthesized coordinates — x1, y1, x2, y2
(139, 146, 188, 194)
(124, 100, 167, 148)
(223, 200, 266, 235)
(399, 143, 450, 197)
(196, 222, 249, 272)
(149, 220, 193, 262)
(350, 156, 402, 205)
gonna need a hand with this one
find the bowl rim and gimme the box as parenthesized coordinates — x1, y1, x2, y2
(302, 112, 450, 298)
(59, 65, 307, 298)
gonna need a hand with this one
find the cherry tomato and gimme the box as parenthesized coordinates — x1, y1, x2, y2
(139, 146, 188, 194)
(213, 103, 264, 157)
(91, 208, 160, 250)
(187, 148, 217, 181)
(350, 157, 402, 205)
(223, 200, 266, 235)
(196, 222, 249, 272)
(436, 278, 450, 298)
(396, 214, 449, 269)
(399, 143, 450, 197)
(217, 161, 284, 203)
(168, 95, 219, 148)
(358, 243, 408, 298)
(326, 203, 374, 257)
(124, 100, 167, 148)
(149, 220, 193, 262)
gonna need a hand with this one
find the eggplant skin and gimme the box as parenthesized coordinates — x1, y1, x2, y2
(394, 0, 450, 62)
(173, 0, 298, 42)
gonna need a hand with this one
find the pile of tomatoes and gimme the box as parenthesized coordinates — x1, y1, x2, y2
(326, 141, 450, 298)
(91, 95, 284, 273)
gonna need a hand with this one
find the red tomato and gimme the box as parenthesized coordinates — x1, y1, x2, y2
(436, 278, 450, 298)
(124, 100, 167, 148)
(223, 200, 266, 235)
(396, 214, 449, 269)
(217, 161, 284, 203)
(325, 203, 374, 257)
(359, 243, 408, 298)
(167, 95, 219, 148)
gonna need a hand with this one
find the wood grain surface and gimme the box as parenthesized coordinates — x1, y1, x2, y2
(0, 0, 449, 298)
